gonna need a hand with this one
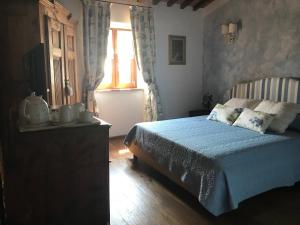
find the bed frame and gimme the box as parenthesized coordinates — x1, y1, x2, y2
(229, 77, 300, 103)
(128, 76, 300, 204)
(130, 143, 192, 193)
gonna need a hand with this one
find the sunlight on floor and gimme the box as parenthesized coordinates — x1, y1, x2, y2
(118, 149, 130, 155)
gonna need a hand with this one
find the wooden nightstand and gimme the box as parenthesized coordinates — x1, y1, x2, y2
(189, 109, 211, 117)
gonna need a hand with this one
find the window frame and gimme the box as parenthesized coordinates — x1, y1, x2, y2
(98, 28, 137, 90)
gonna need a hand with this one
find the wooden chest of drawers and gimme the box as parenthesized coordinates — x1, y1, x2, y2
(4, 122, 110, 225)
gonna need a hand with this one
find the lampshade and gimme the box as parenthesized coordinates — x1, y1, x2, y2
(228, 23, 237, 34)
(221, 24, 229, 35)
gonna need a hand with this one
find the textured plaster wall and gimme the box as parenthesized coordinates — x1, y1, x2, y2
(203, 0, 300, 103)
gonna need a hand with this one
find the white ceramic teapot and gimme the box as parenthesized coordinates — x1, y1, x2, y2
(19, 92, 50, 126)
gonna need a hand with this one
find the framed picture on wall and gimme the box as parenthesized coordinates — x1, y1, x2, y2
(168, 35, 186, 65)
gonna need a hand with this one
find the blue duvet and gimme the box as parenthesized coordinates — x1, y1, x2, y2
(124, 116, 300, 216)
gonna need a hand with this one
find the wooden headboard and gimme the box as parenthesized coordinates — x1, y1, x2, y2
(230, 77, 300, 104)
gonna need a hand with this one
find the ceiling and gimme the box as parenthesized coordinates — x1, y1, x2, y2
(153, 0, 215, 10)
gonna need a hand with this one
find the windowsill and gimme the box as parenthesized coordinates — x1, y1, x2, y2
(95, 88, 144, 93)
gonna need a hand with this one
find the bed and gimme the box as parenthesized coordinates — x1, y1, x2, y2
(124, 77, 300, 216)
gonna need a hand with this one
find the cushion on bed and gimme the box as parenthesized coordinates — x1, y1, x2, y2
(225, 98, 261, 109)
(233, 108, 274, 134)
(254, 100, 299, 133)
(207, 103, 243, 125)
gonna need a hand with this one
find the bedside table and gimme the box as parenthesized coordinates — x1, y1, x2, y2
(189, 109, 211, 117)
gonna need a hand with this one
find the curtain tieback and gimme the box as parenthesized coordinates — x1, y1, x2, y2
(148, 83, 157, 93)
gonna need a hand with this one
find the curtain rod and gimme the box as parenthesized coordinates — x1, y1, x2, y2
(99, 0, 152, 8)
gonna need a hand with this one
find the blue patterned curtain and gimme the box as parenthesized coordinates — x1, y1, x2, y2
(82, 0, 110, 112)
(130, 6, 163, 121)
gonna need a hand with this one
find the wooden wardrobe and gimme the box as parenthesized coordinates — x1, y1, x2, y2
(38, 0, 80, 107)
(1, 1, 111, 224)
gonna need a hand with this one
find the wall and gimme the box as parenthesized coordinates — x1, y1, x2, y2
(153, 2, 203, 119)
(95, 3, 144, 137)
(107, 2, 205, 122)
(110, 3, 131, 24)
(58, 1, 204, 137)
(203, 0, 300, 103)
(96, 90, 144, 137)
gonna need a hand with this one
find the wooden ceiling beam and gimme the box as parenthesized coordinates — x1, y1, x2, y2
(180, 0, 194, 9)
(167, 0, 178, 7)
(153, 0, 162, 5)
(193, 0, 215, 11)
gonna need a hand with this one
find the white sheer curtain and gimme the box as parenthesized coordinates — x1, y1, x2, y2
(130, 6, 163, 121)
(82, 0, 110, 112)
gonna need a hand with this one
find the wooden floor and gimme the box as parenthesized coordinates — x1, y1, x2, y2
(109, 136, 300, 225)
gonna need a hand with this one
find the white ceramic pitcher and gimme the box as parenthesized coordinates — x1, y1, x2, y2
(19, 92, 49, 125)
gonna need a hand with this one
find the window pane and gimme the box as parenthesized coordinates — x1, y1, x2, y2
(117, 30, 135, 84)
(102, 30, 113, 84)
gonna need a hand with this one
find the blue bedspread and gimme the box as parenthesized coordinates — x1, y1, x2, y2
(124, 116, 300, 216)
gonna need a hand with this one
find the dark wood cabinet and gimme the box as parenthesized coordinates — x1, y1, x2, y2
(0, 0, 81, 143)
(4, 121, 111, 225)
(14, 0, 81, 108)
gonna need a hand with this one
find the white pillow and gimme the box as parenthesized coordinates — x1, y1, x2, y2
(233, 108, 274, 134)
(225, 98, 261, 109)
(254, 100, 299, 133)
(207, 103, 243, 125)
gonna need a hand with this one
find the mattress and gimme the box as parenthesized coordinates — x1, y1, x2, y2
(124, 116, 300, 216)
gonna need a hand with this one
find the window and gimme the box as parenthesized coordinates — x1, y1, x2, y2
(98, 28, 137, 89)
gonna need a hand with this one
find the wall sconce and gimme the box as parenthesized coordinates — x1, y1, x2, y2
(221, 22, 238, 44)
